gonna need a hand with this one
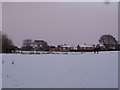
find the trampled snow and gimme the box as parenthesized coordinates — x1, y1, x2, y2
(2, 51, 118, 88)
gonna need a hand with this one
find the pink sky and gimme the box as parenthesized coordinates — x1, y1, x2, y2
(2, 2, 118, 47)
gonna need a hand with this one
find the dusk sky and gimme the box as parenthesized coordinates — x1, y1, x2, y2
(2, 2, 118, 47)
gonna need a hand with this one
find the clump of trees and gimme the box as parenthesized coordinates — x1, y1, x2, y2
(1, 32, 17, 53)
(21, 39, 33, 51)
(99, 34, 118, 50)
(21, 39, 49, 51)
(34, 40, 49, 51)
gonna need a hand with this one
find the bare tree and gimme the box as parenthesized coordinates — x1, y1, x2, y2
(2, 33, 16, 53)
(34, 40, 49, 51)
(21, 39, 33, 51)
(99, 34, 118, 50)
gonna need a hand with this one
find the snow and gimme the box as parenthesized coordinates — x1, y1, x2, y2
(0, 54, 2, 90)
(2, 51, 118, 88)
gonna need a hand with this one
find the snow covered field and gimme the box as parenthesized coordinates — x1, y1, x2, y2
(2, 51, 118, 88)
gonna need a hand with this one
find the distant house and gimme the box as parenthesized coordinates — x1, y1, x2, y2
(56, 45, 74, 52)
(49, 46, 56, 51)
(80, 45, 94, 51)
(62, 46, 72, 52)
(105, 44, 117, 50)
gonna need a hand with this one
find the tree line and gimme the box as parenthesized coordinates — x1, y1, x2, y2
(1, 32, 120, 53)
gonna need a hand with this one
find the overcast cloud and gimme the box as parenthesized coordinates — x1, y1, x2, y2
(2, 2, 118, 47)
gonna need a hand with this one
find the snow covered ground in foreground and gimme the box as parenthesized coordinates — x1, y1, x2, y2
(0, 54, 2, 89)
(2, 51, 118, 88)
